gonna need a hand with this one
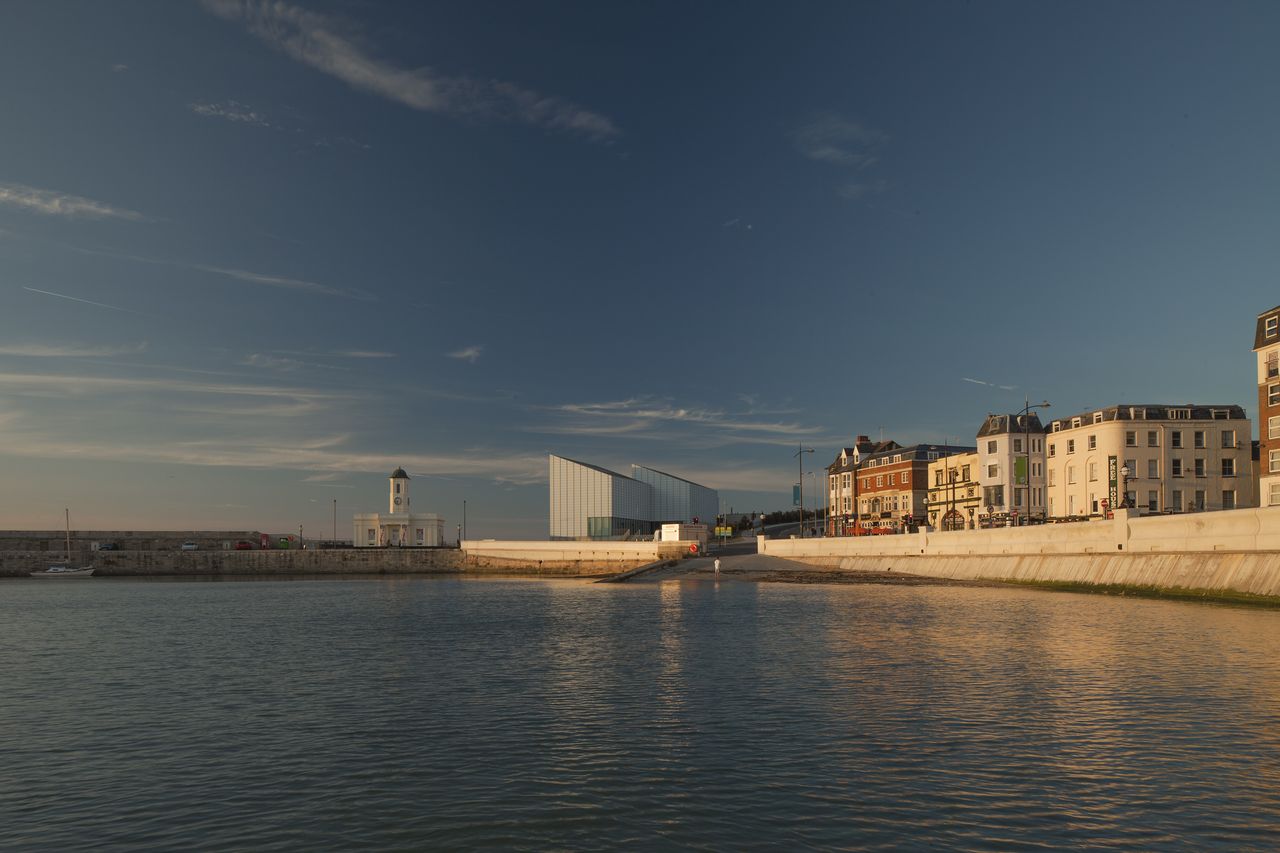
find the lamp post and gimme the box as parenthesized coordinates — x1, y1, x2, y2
(1119, 465, 1131, 509)
(1019, 398, 1051, 524)
(794, 444, 814, 537)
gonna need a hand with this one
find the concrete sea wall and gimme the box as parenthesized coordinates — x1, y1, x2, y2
(2, 539, 696, 578)
(762, 507, 1280, 596)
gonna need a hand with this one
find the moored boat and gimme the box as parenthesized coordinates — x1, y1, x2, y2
(32, 508, 95, 578)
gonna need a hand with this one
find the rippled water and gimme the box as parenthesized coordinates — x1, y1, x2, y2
(4, 577, 1280, 850)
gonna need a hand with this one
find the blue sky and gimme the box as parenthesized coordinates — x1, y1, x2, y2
(2, 1, 1279, 538)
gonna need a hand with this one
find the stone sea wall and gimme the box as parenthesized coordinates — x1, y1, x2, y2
(2, 539, 689, 578)
(761, 507, 1280, 596)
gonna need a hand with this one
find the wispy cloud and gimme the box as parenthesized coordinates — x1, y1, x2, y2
(794, 113, 890, 201)
(0, 342, 147, 358)
(189, 100, 272, 127)
(202, 0, 619, 140)
(111, 63, 129, 73)
(334, 350, 393, 359)
(65, 245, 376, 301)
(448, 345, 483, 363)
(962, 376, 1017, 392)
(22, 286, 150, 316)
(242, 352, 349, 372)
(0, 182, 147, 221)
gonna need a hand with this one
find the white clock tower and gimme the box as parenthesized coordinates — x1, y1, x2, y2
(389, 467, 410, 513)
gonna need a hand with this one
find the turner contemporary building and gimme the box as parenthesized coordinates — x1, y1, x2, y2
(548, 455, 719, 540)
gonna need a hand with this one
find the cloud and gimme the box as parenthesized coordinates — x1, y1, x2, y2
(0, 182, 147, 221)
(448, 345, 483, 363)
(334, 350, 393, 359)
(794, 114, 888, 167)
(202, 0, 619, 139)
(962, 376, 1017, 392)
(22, 286, 151, 316)
(64, 245, 376, 301)
(111, 64, 129, 73)
(794, 114, 890, 201)
(0, 342, 148, 358)
(242, 352, 350, 372)
(189, 100, 272, 127)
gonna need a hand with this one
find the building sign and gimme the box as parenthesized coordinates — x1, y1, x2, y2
(1108, 455, 1118, 508)
(793, 485, 801, 506)
(1014, 456, 1027, 486)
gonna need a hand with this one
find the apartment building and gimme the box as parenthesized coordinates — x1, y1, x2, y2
(1044, 405, 1254, 518)
(825, 435, 881, 536)
(1254, 305, 1280, 505)
(976, 412, 1048, 524)
(924, 451, 981, 530)
(843, 441, 974, 533)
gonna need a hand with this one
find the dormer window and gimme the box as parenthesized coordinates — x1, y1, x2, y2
(1268, 315, 1279, 338)
(1093, 412, 1103, 424)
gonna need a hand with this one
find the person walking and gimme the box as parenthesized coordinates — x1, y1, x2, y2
(714, 558, 721, 575)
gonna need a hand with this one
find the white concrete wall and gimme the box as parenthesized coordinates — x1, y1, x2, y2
(761, 506, 1280, 594)
(462, 539, 696, 563)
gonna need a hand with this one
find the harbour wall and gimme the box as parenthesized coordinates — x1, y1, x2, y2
(761, 507, 1280, 595)
(2, 540, 694, 578)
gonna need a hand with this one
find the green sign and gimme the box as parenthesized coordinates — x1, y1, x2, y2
(1014, 456, 1027, 486)
(793, 484, 801, 506)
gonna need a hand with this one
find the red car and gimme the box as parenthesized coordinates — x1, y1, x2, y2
(234, 541, 256, 550)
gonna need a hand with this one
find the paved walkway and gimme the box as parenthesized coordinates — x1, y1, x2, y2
(628, 551, 818, 582)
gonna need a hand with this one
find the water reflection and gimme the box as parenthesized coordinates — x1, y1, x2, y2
(3, 578, 1280, 849)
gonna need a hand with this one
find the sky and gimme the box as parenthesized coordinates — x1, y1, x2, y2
(2, 0, 1279, 539)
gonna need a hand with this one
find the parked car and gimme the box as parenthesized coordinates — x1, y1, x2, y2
(234, 541, 255, 550)
(180, 541, 199, 551)
(98, 543, 120, 551)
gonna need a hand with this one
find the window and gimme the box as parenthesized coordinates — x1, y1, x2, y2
(1147, 430, 1158, 447)
(416, 528, 424, 543)
(1268, 316, 1279, 338)
(1171, 458, 1182, 477)
(984, 485, 1004, 508)
(1048, 443, 1056, 458)
(1223, 491, 1236, 510)
(1053, 422, 1062, 432)
(1222, 458, 1235, 477)
(1148, 459, 1158, 479)
(1072, 417, 1081, 428)
(935, 470, 944, 486)
(1270, 417, 1280, 439)
(395, 482, 401, 494)
(1067, 439, 1076, 454)
(1171, 431, 1182, 449)
(876, 475, 883, 487)
(1125, 431, 1136, 447)
(1194, 430, 1206, 449)
(1172, 489, 1182, 510)
(1271, 449, 1280, 474)
(987, 464, 999, 479)
(1168, 408, 1190, 420)
(1067, 465, 1077, 484)
(1093, 412, 1104, 424)
(1088, 462, 1098, 481)
(1013, 438, 1023, 453)
(1048, 468, 1056, 486)
(1088, 435, 1097, 450)
(888, 473, 896, 485)
(1194, 490, 1206, 510)
(902, 471, 910, 484)
(1148, 491, 1158, 511)
(961, 464, 970, 481)
(987, 440, 997, 453)
(1268, 350, 1279, 378)
(1124, 458, 1136, 479)
(1271, 384, 1280, 406)
(1221, 430, 1236, 448)
(367, 528, 376, 543)
(1271, 483, 1280, 506)
(1194, 458, 1205, 477)
(843, 473, 851, 487)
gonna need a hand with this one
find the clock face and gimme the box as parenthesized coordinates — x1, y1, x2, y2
(394, 497, 402, 506)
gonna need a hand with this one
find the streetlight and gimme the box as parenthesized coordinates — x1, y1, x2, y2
(1119, 465, 1131, 509)
(794, 444, 814, 537)
(1019, 398, 1051, 524)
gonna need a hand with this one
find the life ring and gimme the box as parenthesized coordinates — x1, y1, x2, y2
(689, 543, 699, 554)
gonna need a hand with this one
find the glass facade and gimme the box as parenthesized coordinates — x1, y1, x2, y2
(549, 455, 718, 540)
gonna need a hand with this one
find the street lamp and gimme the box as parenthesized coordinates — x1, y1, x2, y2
(1019, 398, 1051, 524)
(1119, 465, 1131, 509)
(794, 444, 814, 537)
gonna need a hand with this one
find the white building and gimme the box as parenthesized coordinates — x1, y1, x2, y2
(549, 455, 719, 540)
(976, 412, 1048, 524)
(1253, 305, 1280, 505)
(353, 468, 445, 547)
(1044, 405, 1254, 518)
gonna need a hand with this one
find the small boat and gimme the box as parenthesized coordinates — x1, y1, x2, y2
(31, 508, 95, 578)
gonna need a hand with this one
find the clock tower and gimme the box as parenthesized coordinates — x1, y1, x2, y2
(389, 467, 410, 513)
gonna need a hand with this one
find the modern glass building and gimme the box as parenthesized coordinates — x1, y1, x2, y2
(548, 455, 719, 540)
(631, 465, 719, 528)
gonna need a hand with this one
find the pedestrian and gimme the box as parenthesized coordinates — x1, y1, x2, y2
(714, 558, 721, 575)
